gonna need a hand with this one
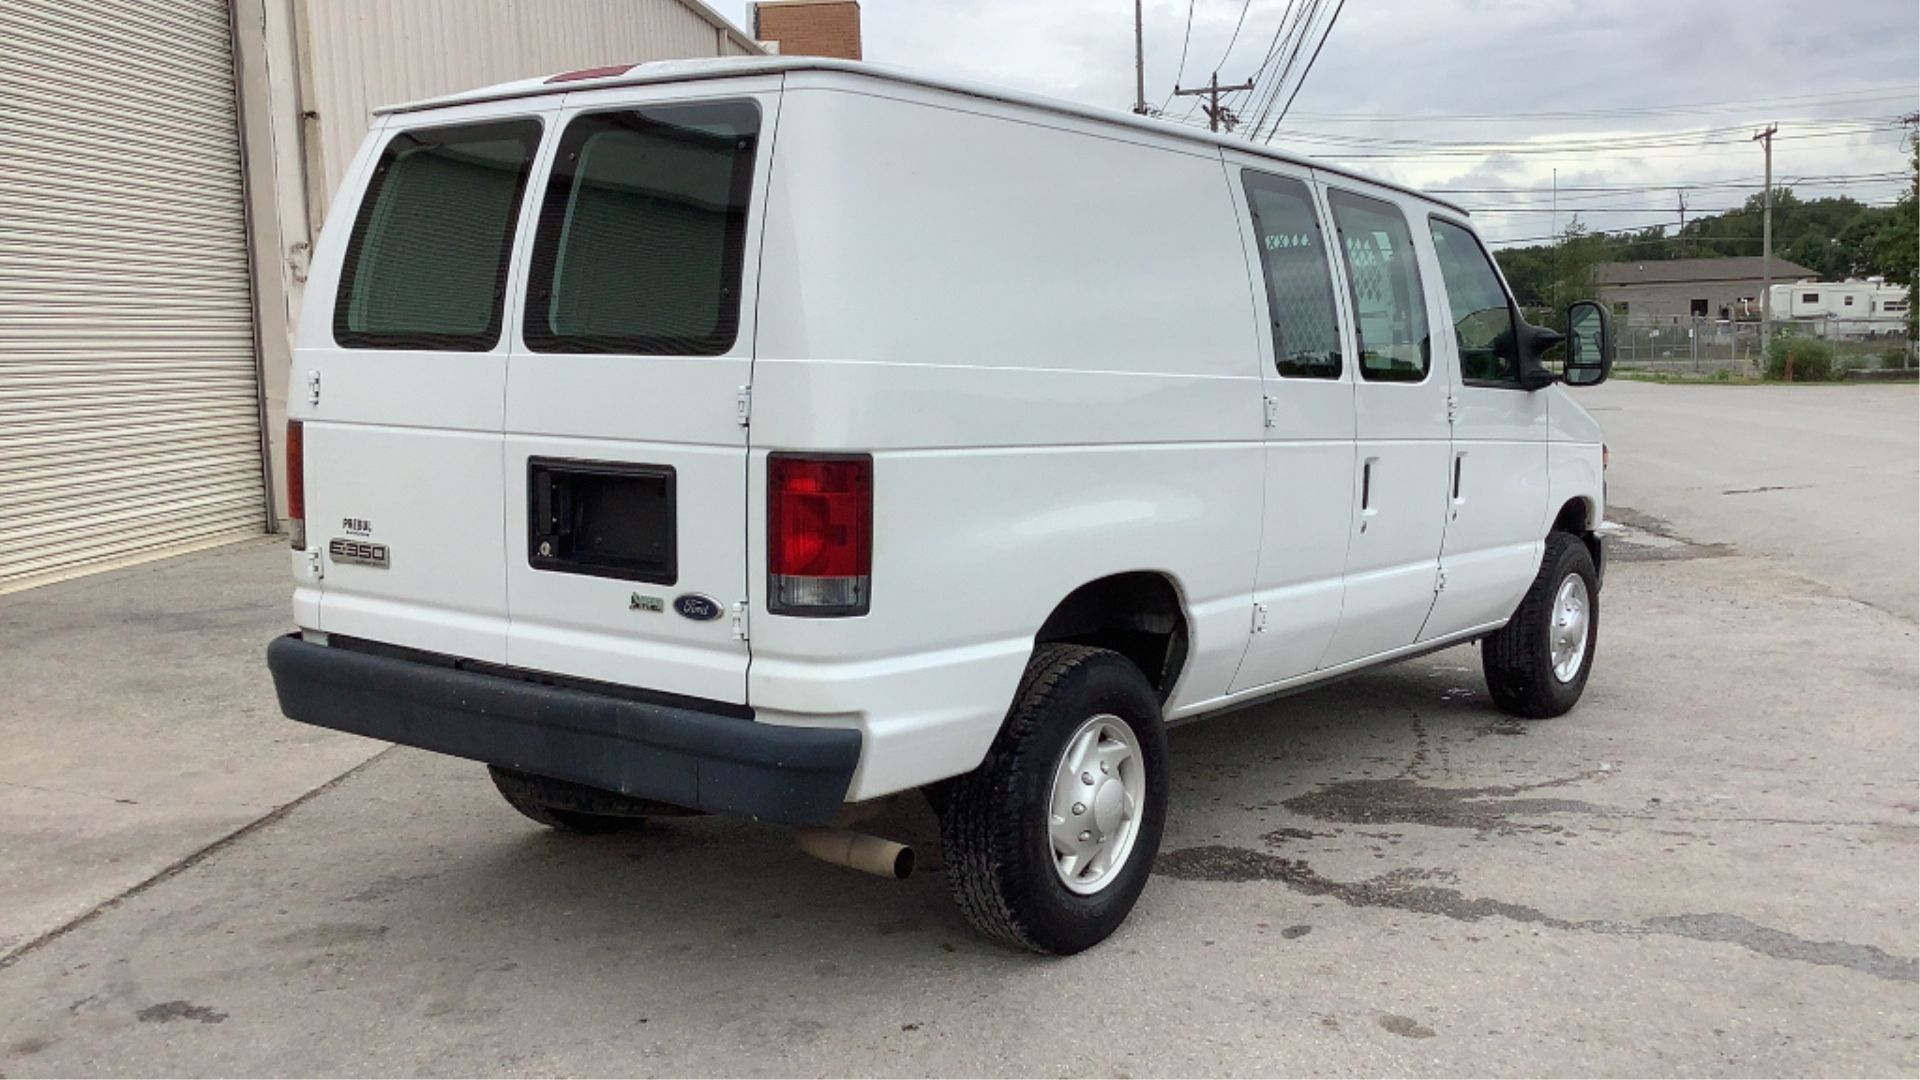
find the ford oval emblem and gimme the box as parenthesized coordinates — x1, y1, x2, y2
(673, 594, 723, 622)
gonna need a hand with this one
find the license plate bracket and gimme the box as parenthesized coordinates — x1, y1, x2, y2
(528, 458, 677, 584)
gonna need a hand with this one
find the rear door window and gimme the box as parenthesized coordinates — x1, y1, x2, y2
(1428, 218, 1521, 384)
(334, 119, 543, 350)
(1241, 171, 1343, 379)
(1326, 189, 1431, 383)
(524, 101, 760, 356)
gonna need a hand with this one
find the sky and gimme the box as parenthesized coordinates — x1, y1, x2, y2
(731, 0, 1919, 248)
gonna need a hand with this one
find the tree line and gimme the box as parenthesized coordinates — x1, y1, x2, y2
(1495, 142, 1918, 339)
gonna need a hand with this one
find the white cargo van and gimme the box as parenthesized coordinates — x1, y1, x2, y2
(267, 56, 1614, 954)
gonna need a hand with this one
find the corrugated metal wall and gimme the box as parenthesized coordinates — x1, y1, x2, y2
(0, 0, 266, 591)
(302, 0, 755, 211)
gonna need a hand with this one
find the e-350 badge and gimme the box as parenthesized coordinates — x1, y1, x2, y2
(328, 538, 390, 569)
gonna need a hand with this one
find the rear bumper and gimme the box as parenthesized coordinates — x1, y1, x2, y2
(265, 634, 860, 825)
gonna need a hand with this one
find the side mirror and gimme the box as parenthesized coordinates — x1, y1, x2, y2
(1516, 319, 1564, 391)
(1563, 300, 1613, 386)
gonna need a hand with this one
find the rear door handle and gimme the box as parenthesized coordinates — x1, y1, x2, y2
(1359, 457, 1378, 533)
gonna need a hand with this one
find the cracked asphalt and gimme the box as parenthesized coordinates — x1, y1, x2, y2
(1, 382, 1915, 1076)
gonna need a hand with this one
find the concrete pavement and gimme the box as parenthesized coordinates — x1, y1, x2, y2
(0, 382, 1914, 1076)
(1582, 380, 1918, 619)
(0, 539, 382, 959)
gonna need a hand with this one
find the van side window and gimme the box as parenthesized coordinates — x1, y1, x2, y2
(1326, 190, 1430, 383)
(334, 120, 542, 351)
(1429, 218, 1520, 384)
(1240, 171, 1342, 379)
(524, 101, 759, 356)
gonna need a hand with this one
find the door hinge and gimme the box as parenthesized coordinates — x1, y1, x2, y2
(1435, 567, 1448, 594)
(1445, 390, 1459, 424)
(306, 369, 321, 406)
(305, 548, 324, 579)
(1251, 602, 1269, 633)
(1263, 395, 1279, 429)
(735, 385, 752, 427)
(731, 600, 750, 641)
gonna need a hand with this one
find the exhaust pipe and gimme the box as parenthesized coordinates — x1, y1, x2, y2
(794, 827, 915, 880)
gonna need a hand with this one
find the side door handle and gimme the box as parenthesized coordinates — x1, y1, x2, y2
(1359, 456, 1378, 532)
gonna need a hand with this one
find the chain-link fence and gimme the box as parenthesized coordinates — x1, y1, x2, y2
(1608, 315, 1914, 377)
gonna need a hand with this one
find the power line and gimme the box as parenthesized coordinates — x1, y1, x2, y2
(1430, 171, 1906, 194)
(1156, 0, 1197, 113)
(1295, 130, 1911, 161)
(1242, 0, 1319, 139)
(1267, 118, 1896, 151)
(1266, 0, 1346, 135)
(1480, 199, 1902, 246)
(1284, 86, 1920, 123)
(1211, 0, 1257, 75)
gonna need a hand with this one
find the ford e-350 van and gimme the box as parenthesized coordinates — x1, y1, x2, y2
(266, 56, 1614, 954)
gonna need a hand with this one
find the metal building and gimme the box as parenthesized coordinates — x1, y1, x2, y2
(0, 0, 761, 592)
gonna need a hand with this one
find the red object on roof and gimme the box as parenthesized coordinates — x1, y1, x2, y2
(546, 64, 636, 84)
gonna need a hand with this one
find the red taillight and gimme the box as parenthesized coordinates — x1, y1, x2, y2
(286, 420, 306, 550)
(768, 453, 872, 616)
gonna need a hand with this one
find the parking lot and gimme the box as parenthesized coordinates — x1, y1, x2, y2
(1, 382, 1915, 1077)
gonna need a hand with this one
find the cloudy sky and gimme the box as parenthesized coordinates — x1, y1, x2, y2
(733, 0, 1918, 247)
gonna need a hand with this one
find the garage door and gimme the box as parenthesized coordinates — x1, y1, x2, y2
(0, 0, 266, 591)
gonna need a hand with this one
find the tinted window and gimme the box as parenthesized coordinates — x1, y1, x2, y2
(524, 101, 759, 355)
(335, 120, 542, 350)
(1429, 218, 1520, 383)
(1242, 171, 1342, 379)
(1327, 190, 1430, 383)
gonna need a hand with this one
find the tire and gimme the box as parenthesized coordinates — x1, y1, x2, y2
(1482, 530, 1599, 719)
(937, 644, 1170, 955)
(489, 766, 648, 834)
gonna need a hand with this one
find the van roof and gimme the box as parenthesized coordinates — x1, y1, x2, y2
(378, 56, 1466, 216)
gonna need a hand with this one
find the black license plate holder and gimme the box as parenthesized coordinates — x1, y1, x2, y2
(528, 458, 677, 584)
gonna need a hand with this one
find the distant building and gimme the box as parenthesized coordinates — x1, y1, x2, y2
(752, 0, 862, 59)
(1768, 278, 1910, 336)
(1593, 256, 1818, 323)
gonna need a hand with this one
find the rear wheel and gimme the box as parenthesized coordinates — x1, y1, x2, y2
(1482, 531, 1599, 718)
(937, 644, 1169, 955)
(488, 766, 697, 834)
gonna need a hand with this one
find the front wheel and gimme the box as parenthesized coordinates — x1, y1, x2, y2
(1482, 531, 1599, 718)
(937, 644, 1170, 955)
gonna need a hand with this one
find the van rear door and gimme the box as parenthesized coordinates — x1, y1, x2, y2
(501, 82, 778, 705)
(296, 104, 557, 663)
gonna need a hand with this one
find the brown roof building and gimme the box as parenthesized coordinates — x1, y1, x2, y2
(752, 1, 862, 60)
(1593, 256, 1817, 323)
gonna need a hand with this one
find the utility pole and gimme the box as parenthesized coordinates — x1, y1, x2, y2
(1753, 123, 1778, 370)
(1131, 0, 1147, 114)
(1677, 188, 1688, 257)
(1550, 168, 1558, 315)
(1173, 72, 1257, 132)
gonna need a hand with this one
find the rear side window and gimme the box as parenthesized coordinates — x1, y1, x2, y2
(524, 101, 760, 355)
(334, 119, 543, 351)
(1327, 190, 1431, 383)
(1429, 218, 1520, 384)
(1241, 171, 1342, 379)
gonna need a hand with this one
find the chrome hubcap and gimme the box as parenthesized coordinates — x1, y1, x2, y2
(1047, 714, 1145, 895)
(1550, 573, 1591, 683)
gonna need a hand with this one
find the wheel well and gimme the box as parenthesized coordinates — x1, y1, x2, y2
(1034, 572, 1189, 702)
(1552, 497, 1594, 536)
(1552, 497, 1603, 569)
